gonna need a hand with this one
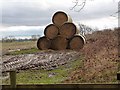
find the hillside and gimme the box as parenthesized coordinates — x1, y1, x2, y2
(64, 28, 119, 83)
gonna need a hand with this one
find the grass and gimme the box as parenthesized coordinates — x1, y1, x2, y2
(2, 41, 37, 55)
(2, 57, 83, 84)
(5, 48, 40, 55)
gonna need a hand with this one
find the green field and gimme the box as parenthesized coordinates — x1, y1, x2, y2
(2, 57, 83, 84)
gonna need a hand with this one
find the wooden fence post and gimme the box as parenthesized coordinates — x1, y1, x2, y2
(117, 72, 120, 89)
(9, 70, 16, 88)
(117, 72, 120, 79)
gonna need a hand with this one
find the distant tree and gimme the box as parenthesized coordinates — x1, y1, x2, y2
(31, 35, 40, 41)
(2, 37, 7, 42)
(8, 36, 16, 42)
(2, 36, 16, 42)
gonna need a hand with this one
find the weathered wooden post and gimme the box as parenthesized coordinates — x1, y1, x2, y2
(117, 58, 120, 86)
(117, 71, 120, 89)
(10, 70, 16, 88)
(117, 71, 120, 80)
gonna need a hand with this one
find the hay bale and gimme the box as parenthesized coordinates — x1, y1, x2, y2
(51, 36, 68, 50)
(37, 36, 51, 50)
(44, 24, 59, 39)
(59, 22, 78, 39)
(52, 11, 72, 27)
(69, 35, 85, 50)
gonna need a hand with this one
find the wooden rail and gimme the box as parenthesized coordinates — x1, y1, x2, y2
(2, 70, 120, 89)
(2, 84, 120, 89)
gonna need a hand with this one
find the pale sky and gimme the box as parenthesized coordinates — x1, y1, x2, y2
(0, 0, 119, 38)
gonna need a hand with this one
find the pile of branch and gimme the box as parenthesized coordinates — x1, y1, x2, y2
(37, 11, 86, 51)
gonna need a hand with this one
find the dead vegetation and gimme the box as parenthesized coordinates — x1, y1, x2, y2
(63, 28, 119, 83)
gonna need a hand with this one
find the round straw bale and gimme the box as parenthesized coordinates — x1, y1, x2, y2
(60, 22, 77, 39)
(44, 24, 59, 39)
(69, 35, 85, 50)
(52, 11, 72, 27)
(51, 36, 68, 50)
(37, 36, 51, 50)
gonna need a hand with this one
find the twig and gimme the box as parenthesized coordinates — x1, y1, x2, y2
(76, 0, 86, 12)
(70, 0, 79, 10)
(70, 0, 87, 12)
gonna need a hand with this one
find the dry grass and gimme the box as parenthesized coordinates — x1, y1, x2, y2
(63, 28, 119, 83)
(2, 41, 37, 55)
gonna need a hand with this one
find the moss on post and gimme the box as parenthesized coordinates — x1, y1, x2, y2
(10, 70, 16, 88)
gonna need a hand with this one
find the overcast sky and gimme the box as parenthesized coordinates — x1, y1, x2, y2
(0, 0, 119, 38)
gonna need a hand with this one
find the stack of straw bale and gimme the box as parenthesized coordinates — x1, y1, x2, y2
(37, 11, 85, 50)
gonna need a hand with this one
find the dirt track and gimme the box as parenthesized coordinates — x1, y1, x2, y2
(2, 50, 80, 72)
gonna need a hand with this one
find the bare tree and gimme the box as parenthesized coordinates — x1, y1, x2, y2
(78, 24, 96, 35)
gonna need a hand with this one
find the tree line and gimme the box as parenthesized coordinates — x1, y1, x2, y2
(1, 35, 41, 42)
